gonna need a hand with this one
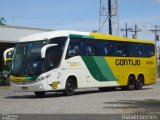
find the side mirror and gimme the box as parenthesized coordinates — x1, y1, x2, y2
(41, 44, 58, 58)
(3, 47, 14, 66)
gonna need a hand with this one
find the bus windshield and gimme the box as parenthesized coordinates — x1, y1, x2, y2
(11, 37, 67, 77)
(11, 40, 47, 76)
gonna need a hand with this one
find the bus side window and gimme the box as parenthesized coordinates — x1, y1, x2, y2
(84, 39, 95, 56)
(66, 38, 83, 59)
(86, 45, 94, 55)
(103, 46, 108, 55)
(130, 43, 142, 57)
(110, 41, 122, 56)
(46, 47, 60, 70)
(46, 47, 55, 70)
(144, 44, 154, 57)
(121, 43, 129, 56)
(67, 44, 80, 56)
(129, 43, 135, 57)
(136, 45, 142, 57)
(130, 43, 155, 58)
(116, 45, 123, 56)
(95, 40, 109, 56)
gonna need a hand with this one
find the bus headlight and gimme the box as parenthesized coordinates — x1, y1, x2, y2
(36, 74, 51, 82)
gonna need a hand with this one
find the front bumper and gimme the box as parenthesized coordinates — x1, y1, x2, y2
(10, 81, 47, 92)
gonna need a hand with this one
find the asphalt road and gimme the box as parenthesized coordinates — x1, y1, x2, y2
(0, 79, 160, 120)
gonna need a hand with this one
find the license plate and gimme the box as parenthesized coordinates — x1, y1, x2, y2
(21, 86, 28, 90)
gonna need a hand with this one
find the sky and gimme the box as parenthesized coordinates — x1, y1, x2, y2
(0, 0, 160, 44)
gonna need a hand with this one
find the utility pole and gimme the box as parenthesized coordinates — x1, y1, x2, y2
(99, 0, 119, 35)
(120, 22, 132, 37)
(108, 0, 112, 35)
(150, 25, 160, 77)
(130, 25, 141, 39)
(150, 25, 160, 42)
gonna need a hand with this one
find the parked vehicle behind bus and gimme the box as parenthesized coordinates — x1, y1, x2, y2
(3, 47, 14, 71)
(0, 48, 14, 84)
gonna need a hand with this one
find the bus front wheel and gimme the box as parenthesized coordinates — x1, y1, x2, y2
(63, 78, 75, 96)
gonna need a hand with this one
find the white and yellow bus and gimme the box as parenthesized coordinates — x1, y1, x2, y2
(10, 30, 156, 97)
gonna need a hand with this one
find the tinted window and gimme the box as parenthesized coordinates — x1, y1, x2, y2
(66, 37, 154, 58)
(111, 41, 123, 56)
(49, 37, 67, 54)
(46, 37, 67, 69)
(84, 39, 95, 56)
(95, 40, 109, 56)
(66, 38, 83, 58)
(121, 42, 129, 56)
(129, 43, 141, 57)
(95, 40, 154, 58)
(142, 44, 154, 57)
(129, 43, 154, 57)
(45, 47, 60, 71)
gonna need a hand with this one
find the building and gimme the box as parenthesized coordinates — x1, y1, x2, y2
(0, 25, 52, 72)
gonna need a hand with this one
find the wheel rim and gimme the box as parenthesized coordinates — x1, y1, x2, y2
(136, 77, 143, 89)
(128, 77, 135, 90)
(68, 82, 73, 92)
(66, 80, 74, 95)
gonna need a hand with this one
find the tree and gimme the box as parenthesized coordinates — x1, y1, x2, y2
(0, 17, 6, 25)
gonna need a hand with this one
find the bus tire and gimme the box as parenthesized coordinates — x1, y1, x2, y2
(135, 76, 144, 90)
(122, 76, 135, 90)
(34, 91, 45, 97)
(127, 76, 136, 90)
(63, 78, 75, 96)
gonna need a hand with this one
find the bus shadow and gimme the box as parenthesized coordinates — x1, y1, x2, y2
(5, 90, 100, 99)
(5, 87, 153, 99)
(5, 92, 66, 99)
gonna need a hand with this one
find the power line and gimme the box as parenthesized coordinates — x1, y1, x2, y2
(150, 25, 160, 41)
(120, 22, 132, 37)
(130, 25, 141, 39)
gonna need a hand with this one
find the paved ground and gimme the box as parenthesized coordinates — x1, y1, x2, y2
(0, 79, 160, 115)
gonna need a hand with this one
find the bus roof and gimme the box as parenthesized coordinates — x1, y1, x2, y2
(19, 30, 88, 42)
(90, 32, 154, 44)
(19, 30, 154, 44)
